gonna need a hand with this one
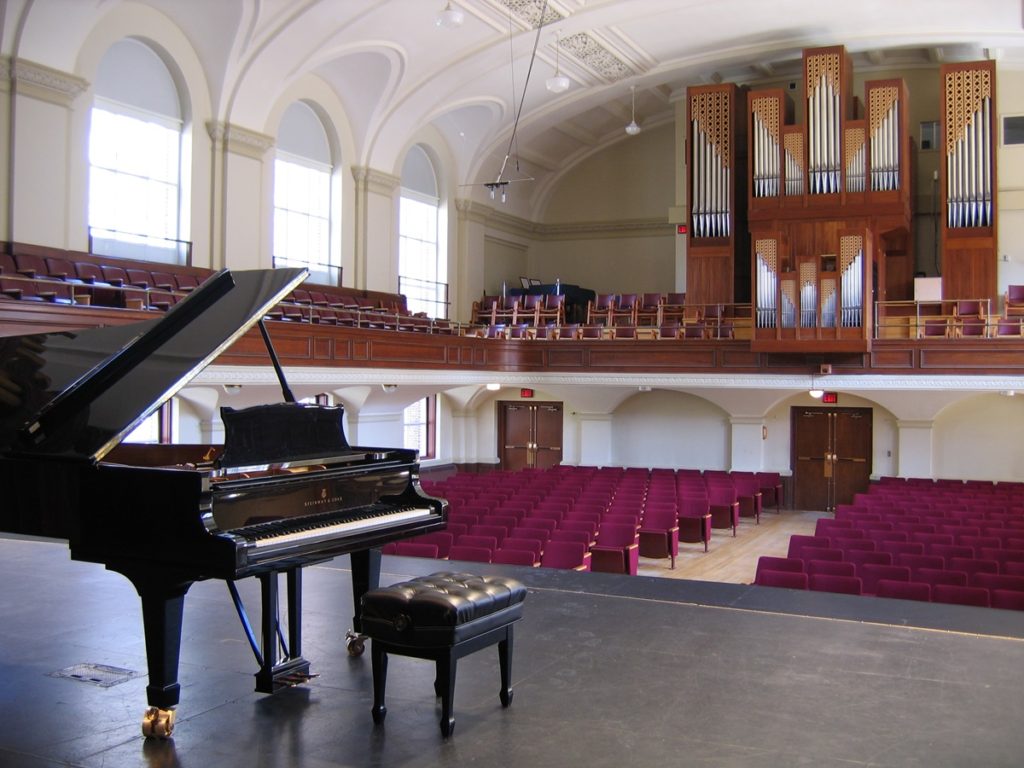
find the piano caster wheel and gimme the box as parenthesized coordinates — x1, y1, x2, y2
(346, 630, 366, 657)
(141, 706, 176, 739)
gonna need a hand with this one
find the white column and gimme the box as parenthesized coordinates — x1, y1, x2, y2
(449, 410, 474, 465)
(197, 418, 225, 444)
(351, 166, 400, 293)
(896, 419, 934, 479)
(207, 121, 275, 271)
(729, 416, 765, 471)
(6, 59, 88, 248)
(354, 412, 404, 449)
(454, 198, 488, 323)
(578, 413, 613, 467)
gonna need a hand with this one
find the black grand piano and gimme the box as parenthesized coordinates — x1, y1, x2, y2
(0, 268, 447, 738)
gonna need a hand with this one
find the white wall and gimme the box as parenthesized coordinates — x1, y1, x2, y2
(609, 391, 730, 469)
(933, 393, 1024, 481)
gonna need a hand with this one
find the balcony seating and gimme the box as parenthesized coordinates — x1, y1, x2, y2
(660, 292, 687, 324)
(1005, 284, 1024, 317)
(658, 322, 681, 339)
(537, 293, 566, 326)
(635, 292, 663, 326)
(516, 294, 543, 326)
(587, 293, 615, 325)
(613, 293, 638, 326)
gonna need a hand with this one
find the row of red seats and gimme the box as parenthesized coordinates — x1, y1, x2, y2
(1, 248, 451, 332)
(422, 465, 782, 570)
(1, 251, 201, 309)
(755, 551, 1024, 609)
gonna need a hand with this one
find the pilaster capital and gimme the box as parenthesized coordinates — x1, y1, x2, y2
(352, 166, 401, 195)
(206, 121, 275, 159)
(11, 58, 89, 107)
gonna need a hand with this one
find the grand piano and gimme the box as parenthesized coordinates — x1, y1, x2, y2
(0, 267, 447, 737)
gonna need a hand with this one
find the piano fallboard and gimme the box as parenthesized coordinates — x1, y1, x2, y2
(51, 443, 446, 580)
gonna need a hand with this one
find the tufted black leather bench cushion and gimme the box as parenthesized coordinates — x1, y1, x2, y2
(361, 571, 527, 646)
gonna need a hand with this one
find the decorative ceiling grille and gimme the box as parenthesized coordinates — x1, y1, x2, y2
(496, 0, 632, 81)
(561, 33, 632, 81)
(498, 0, 563, 26)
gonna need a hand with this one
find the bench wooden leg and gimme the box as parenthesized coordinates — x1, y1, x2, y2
(435, 654, 456, 738)
(370, 643, 388, 724)
(498, 626, 513, 707)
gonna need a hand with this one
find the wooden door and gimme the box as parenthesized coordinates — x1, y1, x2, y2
(532, 404, 563, 469)
(498, 401, 563, 470)
(791, 406, 872, 512)
(501, 403, 535, 471)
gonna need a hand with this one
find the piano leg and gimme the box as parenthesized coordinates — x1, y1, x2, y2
(254, 568, 312, 694)
(346, 548, 381, 656)
(114, 568, 193, 738)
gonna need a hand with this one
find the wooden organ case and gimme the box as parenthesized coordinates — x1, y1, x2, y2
(746, 46, 913, 353)
(940, 60, 997, 303)
(686, 83, 749, 306)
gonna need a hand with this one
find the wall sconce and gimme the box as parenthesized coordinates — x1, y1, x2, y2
(222, 384, 242, 395)
(381, 384, 398, 393)
(486, 382, 501, 391)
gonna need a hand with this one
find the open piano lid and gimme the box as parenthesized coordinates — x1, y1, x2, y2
(0, 268, 307, 461)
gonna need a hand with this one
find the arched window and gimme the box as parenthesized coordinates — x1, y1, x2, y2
(273, 102, 339, 285)
(89, 38, 190, 264)
(399, 146, 447, 318)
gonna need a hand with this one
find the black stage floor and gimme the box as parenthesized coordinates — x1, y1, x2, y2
(3, 534, 1024, 768)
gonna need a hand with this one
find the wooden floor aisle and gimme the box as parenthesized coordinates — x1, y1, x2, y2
(637, 509, 825, 584)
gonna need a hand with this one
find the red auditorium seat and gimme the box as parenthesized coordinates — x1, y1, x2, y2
(756, 570, 808, 590)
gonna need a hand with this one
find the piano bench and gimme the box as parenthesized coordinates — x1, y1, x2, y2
(360, 571, 527, 738)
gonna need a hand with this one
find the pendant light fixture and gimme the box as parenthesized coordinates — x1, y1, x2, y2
(435, 1, 464, 29)
(546, 33, 570, 93)
(625, 85, 641, 136)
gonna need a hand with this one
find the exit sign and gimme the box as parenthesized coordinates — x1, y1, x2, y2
(520, 388, 534, 398)
(821, 392, 838, 404)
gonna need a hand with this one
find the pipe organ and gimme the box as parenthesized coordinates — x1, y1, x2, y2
(686, 83, 748, 306)
(746, 46, 911, 352)
(690, 89, 732, 238)
(805, 48, 847, 195)
(940, 61, 997, 303)
(753, 230, 871, 344)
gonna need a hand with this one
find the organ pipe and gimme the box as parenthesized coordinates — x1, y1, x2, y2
(869, 86, 901, 192)
(689, 88, 733, 239)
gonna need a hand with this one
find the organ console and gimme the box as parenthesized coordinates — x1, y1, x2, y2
(0, 267, 447, 738)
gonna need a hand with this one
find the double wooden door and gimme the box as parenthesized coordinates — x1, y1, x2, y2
(792, 406, 872, 512)
(498, 401, 563, 471)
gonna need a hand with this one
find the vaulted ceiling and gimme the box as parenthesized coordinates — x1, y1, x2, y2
(9, 0, 1024, 215)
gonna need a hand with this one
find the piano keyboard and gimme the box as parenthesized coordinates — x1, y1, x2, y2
(242, 503, 435, 550)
